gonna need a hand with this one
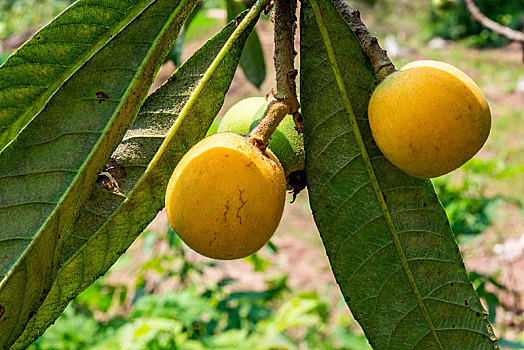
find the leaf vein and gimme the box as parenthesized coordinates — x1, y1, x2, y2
(19, 131, 102, 149)
(0, 169, 78, 180)
(327, 180, 371, 223)
(0, 201, 57, 210)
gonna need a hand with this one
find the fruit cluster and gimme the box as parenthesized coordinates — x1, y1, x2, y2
(165, 60, 490, 260)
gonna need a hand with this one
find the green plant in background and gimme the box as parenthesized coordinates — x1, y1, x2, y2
(165, 0, 267, 87)
(29, 229, 371, 350)
(429, 0, 524, 47)
(433, 158, 522, 240)
(0, 0, 73, 39)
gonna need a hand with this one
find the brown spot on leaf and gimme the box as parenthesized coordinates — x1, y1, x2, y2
(0, 304, 4, 318)
(96, 91, 109, 104)
(97, 158, 126, 192)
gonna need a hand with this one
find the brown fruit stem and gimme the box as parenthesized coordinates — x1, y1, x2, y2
(248, 0, 302, 152)
(330, 0, 396, 82)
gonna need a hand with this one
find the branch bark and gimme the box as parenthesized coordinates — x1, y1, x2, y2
(465, 0, 524, 43)
(249, 0, 302, 151)
(330, 0, 396, 82)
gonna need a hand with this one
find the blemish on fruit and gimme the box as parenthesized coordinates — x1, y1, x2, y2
(223, 200, 230, 222)
(209, 235, 217, 247)
(96, 91, 109, 104)
(236, 189, 247, 224)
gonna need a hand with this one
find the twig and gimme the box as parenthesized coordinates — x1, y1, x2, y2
(249, 0, 302, 151)
(465, 0, 524, 62)
(330, 0, 396, 82)
(465, 0, 524, 43)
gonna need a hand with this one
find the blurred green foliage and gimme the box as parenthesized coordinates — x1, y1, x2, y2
(433, 158, 522, 240)
(28, 228, 370, 350)
(428, 0, 524, 47)
(0, 0, 73, 40)
(469, 271, 508, 324)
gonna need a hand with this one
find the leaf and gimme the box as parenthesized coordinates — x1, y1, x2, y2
(165, 1, 203, 66)
(0, 0, 162, 151)
(226, 0, 266, 88)
(0, 0, 196, 346)
(300, 0, 498, 348)
(11, 4, 266, 348)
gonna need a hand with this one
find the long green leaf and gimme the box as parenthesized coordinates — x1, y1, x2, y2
(300, 0, 498, 348)
(11, 4, 267, 348)
(0, 0, 161, 152)
(226, 0, 266, 88)
(0, 0, 196, 346)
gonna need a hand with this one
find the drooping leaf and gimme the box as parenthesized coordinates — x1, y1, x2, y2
(12, 3, 267, 348)
(165, 1, 203, 66)
(168, 25, 187, 67)
(226, 0, 266, 88)
(300, 0, 498, 348)
(0, 0, 197, 346)
(0, 0, 162, 151)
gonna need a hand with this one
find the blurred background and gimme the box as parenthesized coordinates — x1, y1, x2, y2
(1, 0, 523, 348)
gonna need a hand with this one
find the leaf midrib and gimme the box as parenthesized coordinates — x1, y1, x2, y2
(0, 0, 155, 153)
(307, 0, 444, 348)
